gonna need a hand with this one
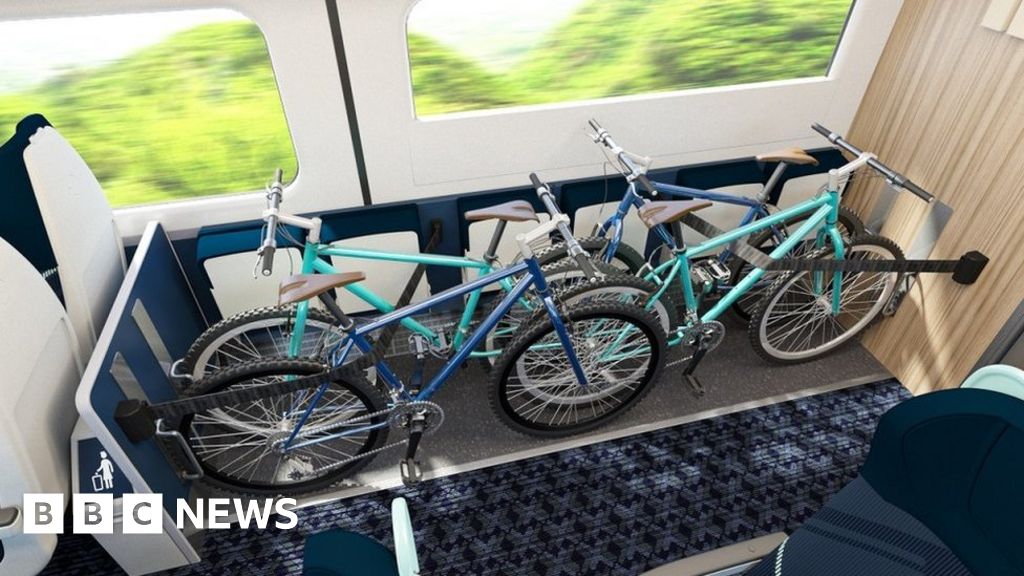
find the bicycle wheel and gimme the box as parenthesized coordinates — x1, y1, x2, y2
(182, 305, 371, 383)
(729, 206, 864, 320)
(536, 236, 645, 274)
(524, 272, 679, 336)
(748, 235, 903, 364)
(481, 259, 619, 364)
(180, 358, 389, 495)
(490, 301, 666, 437)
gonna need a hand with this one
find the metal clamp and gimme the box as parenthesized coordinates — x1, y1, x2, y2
(155, 419, 204, 481)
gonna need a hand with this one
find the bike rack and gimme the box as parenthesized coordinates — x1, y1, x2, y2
(75, 221, 209, 571)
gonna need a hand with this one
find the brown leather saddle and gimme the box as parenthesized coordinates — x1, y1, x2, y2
(464, 200, 538, 223)
(637, 200, 713, 229)
(278, 272, 365, 306)
(756, 147, 819, 166)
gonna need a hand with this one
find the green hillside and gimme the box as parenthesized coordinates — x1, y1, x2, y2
(0, 21, 296, 207)
(0, 0, 852, 206)
(413, 0, 853, 115)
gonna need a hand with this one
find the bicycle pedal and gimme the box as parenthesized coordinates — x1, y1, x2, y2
(400, 458, 423, 487)
(683, 374, 705, 397)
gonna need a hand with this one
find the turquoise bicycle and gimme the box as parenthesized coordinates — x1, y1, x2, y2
(179, 171, 638, 381)
(538, 125, 913, 382)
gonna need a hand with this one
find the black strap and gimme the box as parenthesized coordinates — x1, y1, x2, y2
(682, 213, 977, 277)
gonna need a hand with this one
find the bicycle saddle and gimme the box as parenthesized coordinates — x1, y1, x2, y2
(279, 272, 366, 306)
(756, 147, 819, 166)
(638, 200, 712, 228)
(464, 200, 538, 223)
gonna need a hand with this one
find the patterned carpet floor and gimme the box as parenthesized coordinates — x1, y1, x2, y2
(42, 379, 908, 576)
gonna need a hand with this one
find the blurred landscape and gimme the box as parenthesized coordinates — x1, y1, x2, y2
(0, 0, 852, 206)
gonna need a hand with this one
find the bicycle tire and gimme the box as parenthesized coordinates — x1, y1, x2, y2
(747, 234, 903, 364)
(536, 236, 646, 274)
(490, 301, 666, 437)
(729, 206, 864, 321)
(179, 357, 389, 496)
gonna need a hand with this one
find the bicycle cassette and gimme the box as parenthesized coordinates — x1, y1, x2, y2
(387, 401, 445, 436)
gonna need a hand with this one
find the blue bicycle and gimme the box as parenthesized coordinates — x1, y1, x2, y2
(539, 120, 864, 319)
(177, 175, 666, 495)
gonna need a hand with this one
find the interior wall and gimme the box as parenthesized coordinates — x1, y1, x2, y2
(845, 0, 1024, 392)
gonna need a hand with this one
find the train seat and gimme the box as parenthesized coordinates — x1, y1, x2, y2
(743, 377, 1024, 576)
(22, 126, 126, 361)
(0, 236, 82, 575)
(303, 498, 419, 576)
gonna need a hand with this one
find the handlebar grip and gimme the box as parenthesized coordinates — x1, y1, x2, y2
(273, 168, 283, 184)
(572, 251, 599, 281)
(588, 119, 602, 132)
(899, 178, 935, 203)
(529, 172, 545, 191)
(811, 123, 833, 139)
(260, 245, 275, 276)
(636, 174, 658, 196)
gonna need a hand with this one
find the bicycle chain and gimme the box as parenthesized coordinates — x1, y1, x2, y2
(304, 401, 445, 476)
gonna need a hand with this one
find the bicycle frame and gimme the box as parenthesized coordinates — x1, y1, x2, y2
(645, 187, 846, 346)
(596, 180, 773, 273)
(287, 239, 521, 360)
(280, 255, 586, 452)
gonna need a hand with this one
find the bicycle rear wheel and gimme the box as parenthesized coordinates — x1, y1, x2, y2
(490, 301, 666, 437)
(748, 235, 902, 364)
(729, 206, 864, 320)
(536, 236, 646, 274)
(180, 358, 389, 496)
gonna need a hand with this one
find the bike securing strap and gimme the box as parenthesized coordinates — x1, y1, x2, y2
(118, 222, 445, 428)
(680, 213, 988, 285)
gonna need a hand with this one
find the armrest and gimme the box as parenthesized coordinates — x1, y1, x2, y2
(391, 498, 420, 576)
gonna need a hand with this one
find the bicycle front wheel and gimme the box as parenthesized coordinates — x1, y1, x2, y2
(748, 235, 903, 364)
(490, 301, 666, 437)
(180, 358, 389, 496)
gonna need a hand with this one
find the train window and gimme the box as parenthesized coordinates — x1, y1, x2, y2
(0, 9, 296, 207)
(407, 0, 856, 117)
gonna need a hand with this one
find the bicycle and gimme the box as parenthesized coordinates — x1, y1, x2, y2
(172, 177, 666, 495)
(539, 119, 865, 319)
(534, 124, 926, 382)
(178, 170, 610, 382)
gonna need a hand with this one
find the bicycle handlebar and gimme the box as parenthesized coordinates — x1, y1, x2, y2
(528, 172, 599, 279)
(812, 123, 935, 204)
(259, 168, 285, 276)
(588, 119, 659, 197)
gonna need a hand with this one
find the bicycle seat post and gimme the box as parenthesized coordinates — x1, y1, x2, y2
(482, 220, 507, 266)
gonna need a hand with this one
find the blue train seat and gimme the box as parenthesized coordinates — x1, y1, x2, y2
(745, 378, 1024, 576)
(303, 498, 419, 576)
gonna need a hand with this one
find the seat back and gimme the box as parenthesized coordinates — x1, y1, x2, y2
(862, 387, 1024, 576)
(23, 126, 125, 359)
(961, 364, 1024, 402)
(0, 237, 82, 575)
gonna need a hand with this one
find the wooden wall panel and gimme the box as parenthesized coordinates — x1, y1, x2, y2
(845, 0, 1024, 392)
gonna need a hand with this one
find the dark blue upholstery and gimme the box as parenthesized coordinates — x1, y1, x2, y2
(0, 114, 63, 302)
(862, 388, 1024, 576)
(747, 388, 1024, 576)
(303, 530, 399, 576)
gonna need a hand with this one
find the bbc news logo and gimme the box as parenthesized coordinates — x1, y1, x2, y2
(22, 494, 299, 534)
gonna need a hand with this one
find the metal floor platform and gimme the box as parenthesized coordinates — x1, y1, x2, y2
(267, 313, 890, 509)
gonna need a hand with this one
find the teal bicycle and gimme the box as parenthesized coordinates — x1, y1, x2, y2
(539, 125, 915, 383)
(179, 171, 623, 382)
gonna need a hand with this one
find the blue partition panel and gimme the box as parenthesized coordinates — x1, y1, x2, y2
(79, 221, 207, 515)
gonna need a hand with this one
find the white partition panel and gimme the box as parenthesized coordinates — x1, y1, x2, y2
(0, 238, 82, 576)
(24, 126, 126, 358)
